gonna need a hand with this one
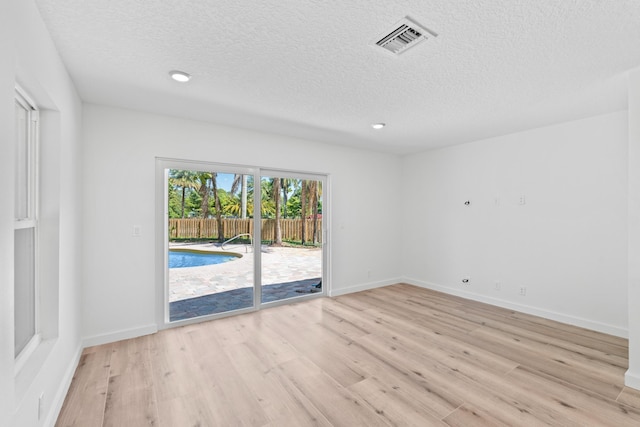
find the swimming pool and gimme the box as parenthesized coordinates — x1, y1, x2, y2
(169, 249, 241, 269)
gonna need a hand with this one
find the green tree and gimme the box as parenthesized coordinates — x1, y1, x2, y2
(309, 180, 321, 244)
(299, 179, 322, 245)
(280, 178, 298, 219)
(223, 194, 242, 217)
(230, 174, 249, 219)
(286, 194, 301, 218)
(169, 169, 198, 218)
(196, 172, 212, 218)
(167, 182, 182, 218)
(211, 173, 224, 242)
(187, 190, 202, 217)
(273, 177, 282, 245)
(245, 176, 274, 217)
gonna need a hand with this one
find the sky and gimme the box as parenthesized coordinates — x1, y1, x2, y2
(216, 173, 235, 192)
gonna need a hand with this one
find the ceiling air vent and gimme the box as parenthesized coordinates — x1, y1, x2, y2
(374, 17, 437, 55)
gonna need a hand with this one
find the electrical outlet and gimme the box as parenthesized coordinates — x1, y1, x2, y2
(519, 195, 526, 205)
(132, 225, 142, 237)
(495, 281, 501, 291)
(519, 287, 527, 296)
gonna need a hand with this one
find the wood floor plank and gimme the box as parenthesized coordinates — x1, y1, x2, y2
(442, 404, 519, 427)
(56, 284, 640, 426)
(224, 341, 333, 426)
(469, 326, 624, 400)
(506, 365, 640, 426)
(101, 337, 159, 427)
(55, 346, 112, 427)
(415, 295, 629, 367)
(348, 376, 448, 426)
(155, 394, 223, 427)
(260, 305, 371, 388)
(183, 327, 271, 426)
(354, 331, 562, 425)
(274, 357, 391, 427)
(147, 327, 201, 402)
(350, 304, 520, 376)
(618, 386, 640, 408)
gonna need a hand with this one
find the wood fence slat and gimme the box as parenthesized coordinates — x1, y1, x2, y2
(168, 218, 322, 243)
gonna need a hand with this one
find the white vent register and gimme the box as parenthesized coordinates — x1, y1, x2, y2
(375, 17, 437, 55)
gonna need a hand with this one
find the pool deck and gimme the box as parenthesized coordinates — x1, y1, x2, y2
(169, 277, 321, 321)
(169, 242, 321, 300)
(168, 242, 322, 321)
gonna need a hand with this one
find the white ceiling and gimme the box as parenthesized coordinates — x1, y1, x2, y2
(35, 0, 640, 154)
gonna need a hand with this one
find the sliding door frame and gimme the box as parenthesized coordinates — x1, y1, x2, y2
(155, 158, 329, 330)
(259, 169, 328, 309)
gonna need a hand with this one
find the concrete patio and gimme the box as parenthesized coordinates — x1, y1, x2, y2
(168, 242, 322, 321)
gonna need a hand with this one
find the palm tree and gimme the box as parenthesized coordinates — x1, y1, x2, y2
(223, 195, 241, 217)
(196, 172, 212, 218)
(247, 198, 275, 217)
(230, 174, 248, 219)
(246, 176, 274, 217)
(169, 169, 198, 218)
(272, 177, 282, 245)
(300, 179, 308, 245)
(211, 172, 224, 242)
(308, 180, 320, 244)
(280, 178, 293, 219)
(299, 179, 321, 245)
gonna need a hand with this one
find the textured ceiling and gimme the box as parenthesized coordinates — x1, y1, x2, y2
(35, 0, 640, 154)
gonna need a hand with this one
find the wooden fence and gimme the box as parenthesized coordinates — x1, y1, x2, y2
(169, 218, 322, 243)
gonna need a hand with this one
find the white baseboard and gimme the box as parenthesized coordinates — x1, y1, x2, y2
(82, 324, 158, 348)
(330, 277, 402, 297)
(625, 370, 640, 391)
(45, 343, 83, 427)
(402, 277, 628, 338)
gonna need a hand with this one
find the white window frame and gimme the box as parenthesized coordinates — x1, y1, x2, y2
(14, 85, 40, 371)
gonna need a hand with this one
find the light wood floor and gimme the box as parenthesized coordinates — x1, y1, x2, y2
(56, 284, 640, 426)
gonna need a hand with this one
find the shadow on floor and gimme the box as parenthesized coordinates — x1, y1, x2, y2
(170, 277, 322, 321)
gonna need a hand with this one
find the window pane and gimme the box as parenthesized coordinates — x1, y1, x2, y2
(15, 100, 29, 220)
(15, 227, 36, 357)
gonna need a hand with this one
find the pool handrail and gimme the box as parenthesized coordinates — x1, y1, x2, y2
(221, 233, 253, 252)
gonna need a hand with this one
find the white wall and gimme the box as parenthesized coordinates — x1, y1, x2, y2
(2, 1, 84, 426)
(401, 111, 629, 336)
(627, 69, 640, 388)
(80, 104, 403, 343)
(0, 4, 16, 426)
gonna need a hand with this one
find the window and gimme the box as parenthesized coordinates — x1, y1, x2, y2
(14, 87, 39, 361)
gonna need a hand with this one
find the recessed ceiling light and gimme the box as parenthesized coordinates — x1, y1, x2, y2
(169, 70, 191, 82)
(372, 123, 386, 130)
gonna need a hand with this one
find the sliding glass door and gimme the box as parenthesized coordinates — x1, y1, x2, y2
(158, 160, 257, 323)
(158, 160, 327, 326)
(260, 172, 324, 304)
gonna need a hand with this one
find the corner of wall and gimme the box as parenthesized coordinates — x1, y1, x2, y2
(82, 324, 158, 349)
(625, 369, 640, 390)
(44, 343, 83, 427)
(329, 277, 403, 297)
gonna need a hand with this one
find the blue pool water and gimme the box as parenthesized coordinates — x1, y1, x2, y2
(169, 250, 238, 269)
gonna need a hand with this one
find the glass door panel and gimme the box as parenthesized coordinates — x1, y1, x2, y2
(167, 168, 255, 322)
(259, 174, 324, 304)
